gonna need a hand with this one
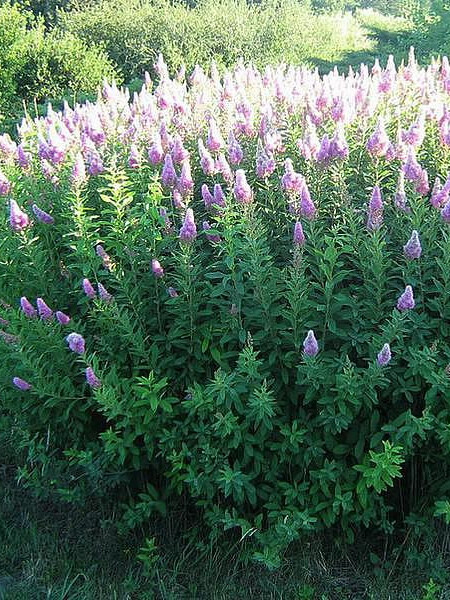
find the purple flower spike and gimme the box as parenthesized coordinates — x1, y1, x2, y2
(207, 118, 224, 152)
(300, 183, 317, 220)
(128, 144, 140, 169)
(377, 343, 392, 366)
(303, 330, 319, 357)
(202, 184, 214, 209)
(0, 171, 11, 196)
(167, 287, 178, 298)
(152, 259, 164, 278)
(56, 310, 71, 325)
(66, 332, 85, 354)
(36, 297, 53, 320)
(213, 184, 226, 208)
(367, 117, 390, 157)
(9, 199, 30, 231)
(71, 153, 86, 186)
(442, 200, 450, 223)
(178, 161, 194, 197)
(85, 366, 101, 389)
(397, 285, 415, 312)
(403, 230, 422, 259)
(293, 221, 305, 246)
(98, 283, 113, 303)
(161, 154, 177, 188)
(82, 278, 96, 299)
(32, 204, 54, 225)
(367, 185, 383, 230)
(20, 296, 37, 318)
(430, 176, 444, 208)
(13, 377, 31, 391)
(234, 170, 253, 204)
(179, 208, 197, 242)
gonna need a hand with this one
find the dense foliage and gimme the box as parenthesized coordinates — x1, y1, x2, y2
(58, 0, 370, 81)
(2, 51, 450, 565)
(0, 2, 118, 125)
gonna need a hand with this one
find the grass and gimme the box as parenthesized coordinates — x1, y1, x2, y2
(2, 434, 450, 600)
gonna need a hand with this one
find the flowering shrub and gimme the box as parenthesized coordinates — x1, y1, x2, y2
(2, 50, 450, 565)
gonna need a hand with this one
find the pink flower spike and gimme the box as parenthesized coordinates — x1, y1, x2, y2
(152, 259, 164, 278)
(13, 377, 31, 391)
(56, 310, 71, 325)
(293, 221, 305, 246)
(303, 330, 319, 357)
(85, 366, 101, 389)
(66, 332, 85, 354)
(9, 199, 30, 231)
(32, 204, 54, 224)
(36, 297, 53, 320)
(20, 296, 37, 318)
(98, 283, 113, 303)
(82, 278, 96, 299)
(397, 285, 415, 312)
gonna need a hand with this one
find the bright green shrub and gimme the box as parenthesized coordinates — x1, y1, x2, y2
(58, 0, 370, 79)
(2, 55, 450, 566)
(14, 29, 118, 105)
(0, 2, 118, 125)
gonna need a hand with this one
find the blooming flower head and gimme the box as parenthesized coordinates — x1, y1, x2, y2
(394, 171, 409, 212)
(0, 171, 11, 196)
(32, 203, 54, 225)
(152, 258, 164, 277)
(178, 160, 194, 197)
(216, 153, 233, 184)
(13, 377, 31, 391)
(367, 185, 383, 230)
(96, 244, 112, 270)
(281, 158, 303, 194)
(228, 132, 243, 165)
(213, 184, 226, 209)
(167, 286, 178, 298)
(397, 285, 415, 311)
(85, 366, 101, 389)
(55, 310, 71, 325)
(303, 330, 319, 356)
(430, 176, 444, 208)
(66, 332, 85, 354)
(293, 221, 305, 246)
(128, 144, 140, 169)
(234, 169, 253, 204)
(20, 296, 37, 318)
(367, 116, 390, 157)
(161, 154, 177, 188)
(98, 283, 113, 303)
(403, 230, 422, 259)
(179, 208, 197, 242)
(171, 134, 189, 164)
(9, 199, 30, 231)
(207, 118, 225, 152)
(36, 297, 53, 320)
(71, 153, 86, 186)
(198, 139, 216, 175)
(82, 278, 96, 299)
(202, 184, 214, 209)
(441, 200, 450, 223)
(377, 343, 392, 366)
(300, 182, 317, 220)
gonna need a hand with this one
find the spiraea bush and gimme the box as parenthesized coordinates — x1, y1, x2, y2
(2, 52, 450, 565)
